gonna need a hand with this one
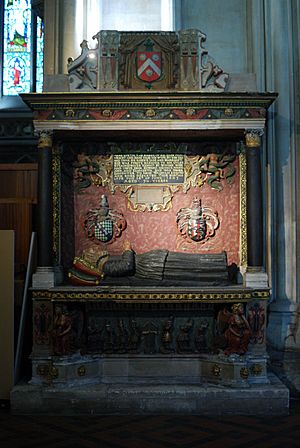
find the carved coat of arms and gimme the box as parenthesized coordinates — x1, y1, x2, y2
(176, 198, 219, 243)
(84, 195, 126, 244)
(136, 39, 162, 87)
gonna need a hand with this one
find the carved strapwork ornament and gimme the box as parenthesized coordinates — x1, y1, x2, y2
(73, 148, 237, 212)
(245, 129, 264, 148)
(37, 130, 53, 149)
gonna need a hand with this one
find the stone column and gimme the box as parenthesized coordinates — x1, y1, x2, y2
(244, 129, 268, 288)
(32, 131, 57, 288)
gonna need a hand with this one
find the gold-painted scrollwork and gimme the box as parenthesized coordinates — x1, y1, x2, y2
(123, 185, 179, 212)
(73, 150, 237, 211)
(184, 153, 236, 192)
(74, 155, 113, 193)
(65, 109, 75, 117)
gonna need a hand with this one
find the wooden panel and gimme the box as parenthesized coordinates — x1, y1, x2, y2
(0, 164, 38, 199)
(0, 164, 38, 272)
(0, 230, 14, 399)
(0, 200, 35, 270)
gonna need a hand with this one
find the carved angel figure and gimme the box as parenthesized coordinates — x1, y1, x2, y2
(176, 197, 219, 243)
(217, 303, 252, 355)
(84, 194, 126, 244)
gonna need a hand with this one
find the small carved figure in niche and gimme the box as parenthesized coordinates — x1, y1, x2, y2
(176, 319, 194, 354)
(87, 317, 102, 353)
(84, 194, 126, 244)
(34, 303, 51, 345)
(102, 321, 115, 354)
(176, 198, 219, 243)
(217, 303, 252, 355)
(128, 319, 141, 354)
(115, 319, 128, 354)
(194, 320, 209, 353)
(160, 316, 175, 354)
(248, 303, 265, 344)
(142, 322, 158, 354)
(52, 305, 74, 356)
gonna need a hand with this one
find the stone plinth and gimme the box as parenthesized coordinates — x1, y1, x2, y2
(11, 373, 289, 416)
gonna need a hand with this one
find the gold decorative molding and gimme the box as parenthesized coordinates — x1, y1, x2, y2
(52, 145, 61, 262)
(32, 289, 270, 302)
(239, 148, 247, 267)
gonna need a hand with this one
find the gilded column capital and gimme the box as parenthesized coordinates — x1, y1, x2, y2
(245, 129, 264, 148)
(37, 130, 53, 149)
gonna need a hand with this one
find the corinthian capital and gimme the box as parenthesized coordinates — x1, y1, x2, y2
(245, 129, 264, 148)
(37, 130, 53, 149)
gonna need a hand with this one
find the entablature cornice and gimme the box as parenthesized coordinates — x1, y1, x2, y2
(21, 91, 277, 135)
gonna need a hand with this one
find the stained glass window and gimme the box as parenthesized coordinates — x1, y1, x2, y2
(2, 0, 44, 95)
(36, 15, 44, 93)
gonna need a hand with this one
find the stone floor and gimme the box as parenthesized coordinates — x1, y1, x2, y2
(11, 372, 289, 416)
(1, 397, 300, 448)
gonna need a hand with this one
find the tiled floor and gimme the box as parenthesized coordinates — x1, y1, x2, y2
(0, 399, 299, 448)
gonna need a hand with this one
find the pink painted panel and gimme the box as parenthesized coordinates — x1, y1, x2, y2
(74, 158, 240, 266)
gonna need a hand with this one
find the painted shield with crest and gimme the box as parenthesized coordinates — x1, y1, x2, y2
(94, 219, 113, 243)
(188, 216, 207, 242)
(137, 51, 162, 83)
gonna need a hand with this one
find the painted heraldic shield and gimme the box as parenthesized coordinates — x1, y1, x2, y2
(137, 51, 162, 83)
(95, 219, 113, 243)
(188, 217, 207, 242)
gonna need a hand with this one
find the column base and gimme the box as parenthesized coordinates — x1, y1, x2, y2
(32, 266, 64, 288)
(268, 300, 300, 350)
(268, 346, 300, 397)
(244, 267, 269, 288)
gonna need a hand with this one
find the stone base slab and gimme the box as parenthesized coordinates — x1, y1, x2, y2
(244, 270, 269, 288)
(11, 373, 289, 415)
(32, 266, 63, 288)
